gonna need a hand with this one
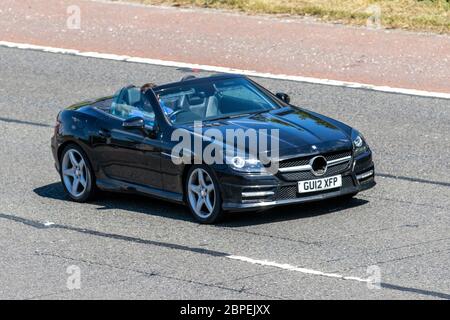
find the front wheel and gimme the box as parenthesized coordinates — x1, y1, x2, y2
(185, 165, 223, 224)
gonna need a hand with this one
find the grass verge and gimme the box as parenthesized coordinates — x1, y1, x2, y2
(117, 0, 450, 33)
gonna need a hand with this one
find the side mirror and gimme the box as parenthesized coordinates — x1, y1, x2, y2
(123, 116, 157, 138)
(276, 92, 291, 104)
(122, 116, 145, 129)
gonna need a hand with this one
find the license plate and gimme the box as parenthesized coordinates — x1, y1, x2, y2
(298, 175, 342, 193)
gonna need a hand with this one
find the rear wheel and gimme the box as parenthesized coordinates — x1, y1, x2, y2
(60, 144, 96, 202)
(185, 165, 223, 224)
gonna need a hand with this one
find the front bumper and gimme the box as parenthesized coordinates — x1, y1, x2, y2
(219, 150, 376, 211)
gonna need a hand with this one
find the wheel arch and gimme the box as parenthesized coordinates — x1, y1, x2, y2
(181, 164, 192, 202)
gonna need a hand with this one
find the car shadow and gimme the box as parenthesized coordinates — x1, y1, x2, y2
(34, 182, 369, 226)
(218, 197, 369, 227)
(33, 182, 192, 222)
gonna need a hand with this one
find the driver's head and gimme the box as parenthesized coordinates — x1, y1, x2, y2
(141, 82, 157, 94)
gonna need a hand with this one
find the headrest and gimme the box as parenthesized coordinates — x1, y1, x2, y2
(187, 92, 206, 105)
(124, 87, 142, 106)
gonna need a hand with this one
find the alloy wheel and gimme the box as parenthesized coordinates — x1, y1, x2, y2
(61, 149, 90, 198)
(187, 168, 216, 219)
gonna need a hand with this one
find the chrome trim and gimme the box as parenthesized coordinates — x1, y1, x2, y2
(327, 156, 352, 166)
(161, 152, 179, 159)
(278, 164, 311, 173)
(278, 155, 352, 173)
(242, 191, 275, 198)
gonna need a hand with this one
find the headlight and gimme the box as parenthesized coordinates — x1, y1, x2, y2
(226, 155, 267, 173)
(351, 130, 369, 157)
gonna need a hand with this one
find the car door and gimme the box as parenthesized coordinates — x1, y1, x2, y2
(94, 87, 163, 189)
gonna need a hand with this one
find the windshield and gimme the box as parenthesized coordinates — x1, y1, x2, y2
(156, 77, 281, 125)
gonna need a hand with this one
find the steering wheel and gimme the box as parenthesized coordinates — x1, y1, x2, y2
(169, 109, 190, 122)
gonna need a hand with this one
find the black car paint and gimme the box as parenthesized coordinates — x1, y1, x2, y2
(51, 74, 375, 211)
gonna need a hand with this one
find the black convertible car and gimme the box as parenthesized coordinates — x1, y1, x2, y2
(51, 74, 375, 223)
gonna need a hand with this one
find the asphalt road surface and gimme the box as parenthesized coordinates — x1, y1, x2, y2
(0, 46, 449, 299)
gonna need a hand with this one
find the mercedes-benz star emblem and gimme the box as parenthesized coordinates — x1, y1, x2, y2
(310, 156, 328, 176)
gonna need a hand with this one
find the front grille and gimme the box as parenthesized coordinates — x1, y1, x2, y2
(326, 151, 352, 162)
(278, 150, 351, 169)
(277, 150, 352, 182)
(278, 158, 309, 168)
(280, 162, 350, 181)
(276, 176, 354, 200)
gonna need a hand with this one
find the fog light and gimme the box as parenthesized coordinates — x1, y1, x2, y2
(356, 170, 374, 181)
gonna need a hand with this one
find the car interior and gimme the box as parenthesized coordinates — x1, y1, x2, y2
(93, 78, 275, 126)
(156, 79, 273, 124)
(109, 86, 156, 125)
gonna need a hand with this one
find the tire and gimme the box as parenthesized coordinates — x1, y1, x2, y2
(185, 165, 223, 224)
(59, 144, 96, 202)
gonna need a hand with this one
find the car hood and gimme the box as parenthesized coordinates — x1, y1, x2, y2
(177, 106, 353, 158)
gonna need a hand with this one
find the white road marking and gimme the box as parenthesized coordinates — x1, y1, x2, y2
(32, 217, 369, 284)
(227, 255, 370, 283)
(1, 40, 449, 99)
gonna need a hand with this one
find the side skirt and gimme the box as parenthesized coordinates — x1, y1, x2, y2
(96, 178, 184, 204)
